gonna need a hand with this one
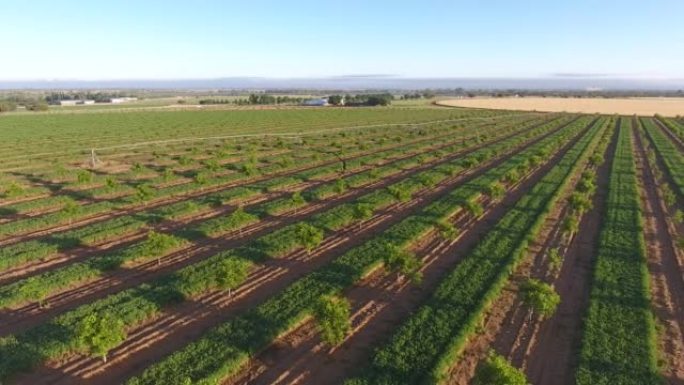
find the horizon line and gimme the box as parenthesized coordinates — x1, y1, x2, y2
(1, 75, 683, 82)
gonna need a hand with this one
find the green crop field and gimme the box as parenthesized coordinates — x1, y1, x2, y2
(0, 105, 681, 385)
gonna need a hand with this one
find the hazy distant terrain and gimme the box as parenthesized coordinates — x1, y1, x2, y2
(2, 76, 684, 90)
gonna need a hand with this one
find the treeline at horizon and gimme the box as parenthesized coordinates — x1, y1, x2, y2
(199, 93, 395, 107)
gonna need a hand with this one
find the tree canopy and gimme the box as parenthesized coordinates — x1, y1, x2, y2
(76, 312, 126, 363)
(520, 278, 561, 319)
(473, 352, 529, 385)
(382, 243, 422, 284)
(314, 295, 351, 346)
(295, 223, 324, 254)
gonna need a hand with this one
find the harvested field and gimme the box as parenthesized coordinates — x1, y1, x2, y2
(438, 96, 684, 117)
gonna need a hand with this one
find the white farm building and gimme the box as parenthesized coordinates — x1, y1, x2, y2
(302, 98, 328, 106)
(58, 100, 95, 106)
(110, 97, 138, 104)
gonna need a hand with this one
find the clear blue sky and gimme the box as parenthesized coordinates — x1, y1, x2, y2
(2, 0, 682, 80)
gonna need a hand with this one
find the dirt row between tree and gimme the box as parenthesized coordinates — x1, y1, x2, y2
(12, 117, 582, 385)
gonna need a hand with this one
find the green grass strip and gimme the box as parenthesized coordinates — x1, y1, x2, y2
(575, 119, 660, 385)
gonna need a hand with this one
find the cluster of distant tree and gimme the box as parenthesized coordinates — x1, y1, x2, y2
(245, 94, 305, 105)
(0, 96, 48, 113)
(25, 102, 49, 111)
(199, 94, 306, 105)
(44, 92, 130, 104)
(400, 92, 435, 100)
(198, 93, 394, 107)
(198, 98, 232, 105)
(0, 101, 17, 113)
(329, 93, 393, 106)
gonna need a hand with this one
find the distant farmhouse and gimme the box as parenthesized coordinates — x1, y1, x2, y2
(58, 100, 95, 106)
(110, 97, 138, 104)
(301, 96, 348, 106)
(56, 97, 137, 106)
